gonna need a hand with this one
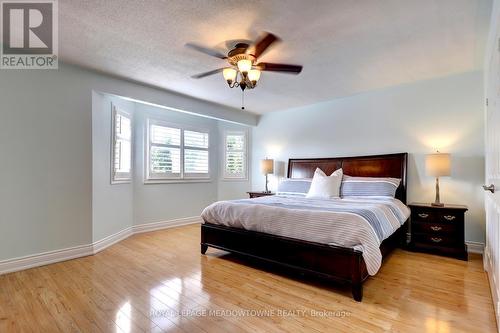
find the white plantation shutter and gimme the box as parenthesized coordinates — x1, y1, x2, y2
(184, 130, 209, 148)
(184, 130, 209, 176)
(224, 131, 247, 179)
(226, 151, 245, 174)
(146, 120, 210, 180)
(150, 146, 181, 174)
(112, 107, 132, 183)
(151, 125, 181, 146)
(148, 122, 182, 179)
(184, 149, 209, 174)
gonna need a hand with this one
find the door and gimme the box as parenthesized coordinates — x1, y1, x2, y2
(484, 10, 500, 330)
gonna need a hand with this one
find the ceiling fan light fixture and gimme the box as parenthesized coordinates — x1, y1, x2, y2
(223, 67, 237, 84)
(237, 59, 252, 74)
(248, 69, 261, 85)
(187, 32, 303, 111)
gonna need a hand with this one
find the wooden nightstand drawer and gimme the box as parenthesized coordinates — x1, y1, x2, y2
(412, 221, 457, 235)
(411, 210, 435, 222)
(436, 212, 463, 224)
(412, 233, 460, 246)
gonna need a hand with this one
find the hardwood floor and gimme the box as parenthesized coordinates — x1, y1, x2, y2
(0, 224, 496, 332)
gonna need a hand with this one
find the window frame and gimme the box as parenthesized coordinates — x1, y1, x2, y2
(111, 105, 133, 184)
(145, 118, 211, 183)
(222, 130, 248, 180)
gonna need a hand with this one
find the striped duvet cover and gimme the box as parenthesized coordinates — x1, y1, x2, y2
(201, 195, 410, 275)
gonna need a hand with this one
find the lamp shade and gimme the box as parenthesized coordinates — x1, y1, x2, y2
(237, 59, 252, 73)
(260, 159, 274, 175)
(248, 69, 261, 82)
(223, 68, 237, 82)
(426, 153, 451, 177)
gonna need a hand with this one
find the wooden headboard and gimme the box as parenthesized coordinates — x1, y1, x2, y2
(287, 153, 408, 203)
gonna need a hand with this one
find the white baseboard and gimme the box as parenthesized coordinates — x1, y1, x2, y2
(92, 226, 133, 254)
(132, 216, 201, 234)
(466, 241, 485, 254)
(0, 216, 201, 275)
(0, 244, 94, 275)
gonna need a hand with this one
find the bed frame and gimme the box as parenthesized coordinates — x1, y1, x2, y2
(201, 153, 408, 301)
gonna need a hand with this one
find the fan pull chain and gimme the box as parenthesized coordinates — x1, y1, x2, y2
(241, 90, 245, 110)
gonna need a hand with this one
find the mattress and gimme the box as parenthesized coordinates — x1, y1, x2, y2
(201, 195, 410, 275)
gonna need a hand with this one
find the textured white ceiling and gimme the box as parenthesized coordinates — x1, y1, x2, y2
(59, 0, 491, 114)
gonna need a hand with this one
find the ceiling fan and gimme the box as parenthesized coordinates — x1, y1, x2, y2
(186, 32, 303, 109)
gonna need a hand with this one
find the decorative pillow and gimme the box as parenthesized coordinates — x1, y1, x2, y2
(306, 168, 343, 199)
(276, 179, 312, 197)
(341, 175, 401, 198)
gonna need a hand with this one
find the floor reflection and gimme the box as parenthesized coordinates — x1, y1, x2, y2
(425, 317, 450, 333)
(149, 273, 212, 330)
(115, 301, 131, 333)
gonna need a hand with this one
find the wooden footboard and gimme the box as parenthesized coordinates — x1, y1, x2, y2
(201, 220, 408, 302)
(201, 222, 368, 301)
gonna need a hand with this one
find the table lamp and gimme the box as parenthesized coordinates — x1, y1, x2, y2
(426, 152, 451, 207)
(260, 158, 274, 193)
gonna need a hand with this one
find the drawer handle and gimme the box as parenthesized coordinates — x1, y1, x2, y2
(443, 215, 456, 221)
(430, 226, 442, 231)
(418, 213, 429, 218)
(431, 237, 442, 243)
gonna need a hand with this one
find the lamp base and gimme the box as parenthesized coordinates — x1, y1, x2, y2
(432, 177, 445, 207)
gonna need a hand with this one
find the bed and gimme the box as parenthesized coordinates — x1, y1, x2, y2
(200, 153, 409, 301)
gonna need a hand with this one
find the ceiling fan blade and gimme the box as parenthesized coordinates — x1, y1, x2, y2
(257, 62, 303, 74)
(247, 32, 280, 59)
(185, 43, 227, 59)
(191, 68, 224, 79)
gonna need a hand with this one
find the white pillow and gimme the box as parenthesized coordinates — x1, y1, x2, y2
(306, 168, 343, 199)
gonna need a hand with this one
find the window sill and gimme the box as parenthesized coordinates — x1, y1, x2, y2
(111, 180, 132, 185)
(144, 178, 212, 185)
(220, 177, 249, 182)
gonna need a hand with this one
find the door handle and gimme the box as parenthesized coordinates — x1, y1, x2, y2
(483, 184, 495, 193)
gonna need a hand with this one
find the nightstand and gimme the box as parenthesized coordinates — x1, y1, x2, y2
(247, 191, 275, 199)
(408, 203, 468, 260)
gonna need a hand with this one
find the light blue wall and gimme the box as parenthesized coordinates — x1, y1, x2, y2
(92, 93, 135, 242)
(252, 71, 485, 243)
(133, 103, 220, 224)
(0, 66, 93, 260)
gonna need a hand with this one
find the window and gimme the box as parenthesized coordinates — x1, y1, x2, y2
(146, 119, 210, 181)
(111, 106, 132, 183)
(223, 131, 247, 179)
(149, 124, 181, 178)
